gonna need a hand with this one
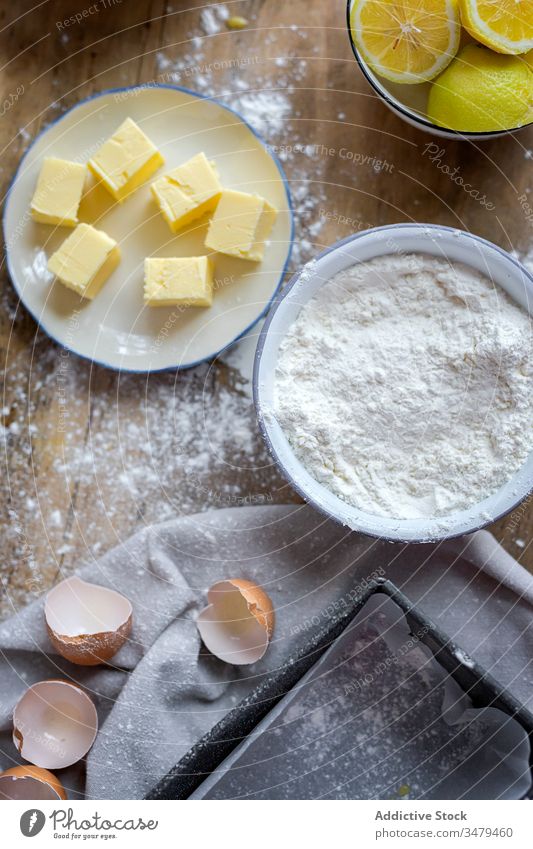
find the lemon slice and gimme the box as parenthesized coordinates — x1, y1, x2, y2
(351, 0, 461, 84)
(460, 0, 533, 55)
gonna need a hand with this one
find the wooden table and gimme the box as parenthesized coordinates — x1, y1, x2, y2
(1, 0, 532, 618)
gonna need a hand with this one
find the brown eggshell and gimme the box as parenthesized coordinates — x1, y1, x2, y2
(0, 766, 67, 800)
(45, 576, 133, 665)
(197, 578, 275, 665)
(45, 617, 132, 666)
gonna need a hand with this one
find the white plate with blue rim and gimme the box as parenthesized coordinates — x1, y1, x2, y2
(3, 85, 293, 372)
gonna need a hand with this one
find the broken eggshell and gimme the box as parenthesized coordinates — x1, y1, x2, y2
(0, 765, 67, 800)
(45, 576, 132, 665)
(197, 579, 275, 665)
(13, 679, 98, 770)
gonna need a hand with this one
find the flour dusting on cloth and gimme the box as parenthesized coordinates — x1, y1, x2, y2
(275, 253, 533, 519)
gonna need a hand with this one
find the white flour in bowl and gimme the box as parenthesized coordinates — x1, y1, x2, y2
(274, 253, 533, 520)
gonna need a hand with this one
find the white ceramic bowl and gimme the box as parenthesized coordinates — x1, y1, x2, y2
(253, 224, 533, 543)
(346, 0, 533, 141)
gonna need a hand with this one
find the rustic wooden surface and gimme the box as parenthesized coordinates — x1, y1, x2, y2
(1, 0, 532, 618)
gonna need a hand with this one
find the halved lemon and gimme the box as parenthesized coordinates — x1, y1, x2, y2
(351, 0, 461, 84)
(460, 0, 533, 55)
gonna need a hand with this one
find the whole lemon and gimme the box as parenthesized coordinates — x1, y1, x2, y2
(427, 44, 531, 132)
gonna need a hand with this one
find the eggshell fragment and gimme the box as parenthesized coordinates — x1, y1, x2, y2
(45, 576, 132, 665)
(13, 679, 98, 770)
(0, 766, 66, 800)
(197, 579, 275, 665)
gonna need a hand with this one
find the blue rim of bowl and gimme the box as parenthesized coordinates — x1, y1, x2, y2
(3, 83, 295, 374)
(253, 223, 533, 543)
(345, 0, 533, 139)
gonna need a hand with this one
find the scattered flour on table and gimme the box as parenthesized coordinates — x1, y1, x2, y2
(274, 253, 533, 520)
(200, 4, 229, 34)
(232, 90, 292, 137)
(0, 353, 282, 616)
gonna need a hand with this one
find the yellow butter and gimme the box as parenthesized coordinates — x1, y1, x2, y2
(88, 117, 164, 202)
(205, 190, 277, 261)
(151, 152, 222, 232)
(144, 256, 214, 307)
(47, 223, 120, 299)
(30, 157, 86, 227)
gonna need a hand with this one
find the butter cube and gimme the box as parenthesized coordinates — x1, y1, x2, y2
(150, 153, 222, 232)
(144, 257, 214, 307)
(88, 118, 164, 202)
(47, 223, 120, 300)
(205, 190, 277, 261)
(30, 157, 86, 227)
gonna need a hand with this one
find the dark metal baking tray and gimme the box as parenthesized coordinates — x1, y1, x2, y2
(146, 578, 533, 800)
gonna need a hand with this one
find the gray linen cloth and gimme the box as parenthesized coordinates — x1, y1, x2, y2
(1, 505, 532, 799)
